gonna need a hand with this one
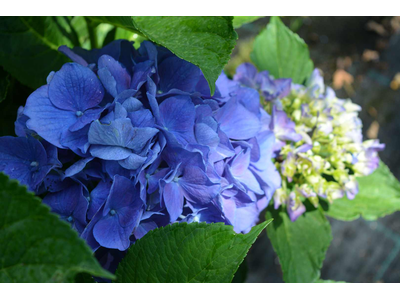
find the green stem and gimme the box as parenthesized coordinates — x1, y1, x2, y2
(85, 18, 98, 49)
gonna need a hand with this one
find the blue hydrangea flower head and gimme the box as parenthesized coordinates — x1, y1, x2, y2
(0, 40, 281, 266)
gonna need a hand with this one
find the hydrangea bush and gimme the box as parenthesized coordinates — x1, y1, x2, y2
(0, 16, 397, 283)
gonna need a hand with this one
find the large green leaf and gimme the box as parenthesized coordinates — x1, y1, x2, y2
(0, 17, 70, 89)
(0, 173, 114, 283)
(251, 16, 313, 84)
(266, 207, 332, 283)
(115, 220, 272, 283)
(324, 162, 400, 221)
(233, 16, 263, 28)
(89, 16, 237, 95)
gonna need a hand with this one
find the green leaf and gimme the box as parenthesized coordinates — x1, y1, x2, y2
(324, 162, 400, 221)
(316, 279, 346, 283)
(250, 16, 313, 84)
(116, 220, 272, 283)
(0, 17, 71, 89)
(233, 16, 263, 28)
(0, 173, 114, 283)
(231, 259, 248, 283)
(266, 207, 332, 283)
(0, 67, 10, 103)
(89, 16, 237, 95)
(74, 272, 96, 283)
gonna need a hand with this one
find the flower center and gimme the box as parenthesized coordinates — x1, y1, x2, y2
(76, 111, 84, 117)
(67, 216, 73, 223)
(30, 161, 39, 167)
(110, 209, 117, 216)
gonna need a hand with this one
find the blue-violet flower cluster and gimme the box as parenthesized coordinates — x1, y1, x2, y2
(0, 41, 281, 254)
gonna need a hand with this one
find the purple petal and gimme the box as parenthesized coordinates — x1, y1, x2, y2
(58, 45, 89, 67)
(162, 181, 184, 222)
(233, 63, 258, 88)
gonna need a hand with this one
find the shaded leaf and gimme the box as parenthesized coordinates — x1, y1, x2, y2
(0, 173, 114, 283)
(0, 67, 10, 103)
(0, 17, 71, 89)
(266, 206, 332, 283)
(116, 220, 271, 283)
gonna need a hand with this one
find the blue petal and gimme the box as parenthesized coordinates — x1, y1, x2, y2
(0, 136, 54, 191)
(222, 198, 259, 233)
(128, 109, 155, 128)
(48, 63, 104, 112)
(93, 215, 133, 251)
(215, 97, 261, 140)
(90, 145, 132, 160)
(88, 179, 112, 220)
(93, 175, 144, 250)
(98, 55, 131, 97)
(133, 221, 158, 240)
(118, 153, 147, 170)
(236, 87, 261, 117)
(194, 123, 219, 148)
(24, 86, 77, 148)
(88, 119, 134, 148)
(162, 181, 184, 222)
(158, 56, 200, 93)
(158, 96, 196, 145)
(130, 60, 156, 90)
(60, 125, 90, 156)
(43, 183, 88, 233)
(58, 45, 89, 67)
(64, 157, 94, 178)
(14, 106, 32, 137)
(233, 63, 258, 88)
(179, 166, 220, 205)
(68, 107, 104, 132)
(121, 97, 143, 112)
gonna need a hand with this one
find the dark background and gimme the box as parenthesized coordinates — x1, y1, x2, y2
(231, 16, 400, 283)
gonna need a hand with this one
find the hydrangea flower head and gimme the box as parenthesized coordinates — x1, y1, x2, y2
(0, 40, 281, 262)
(233, 64, 384, 221)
